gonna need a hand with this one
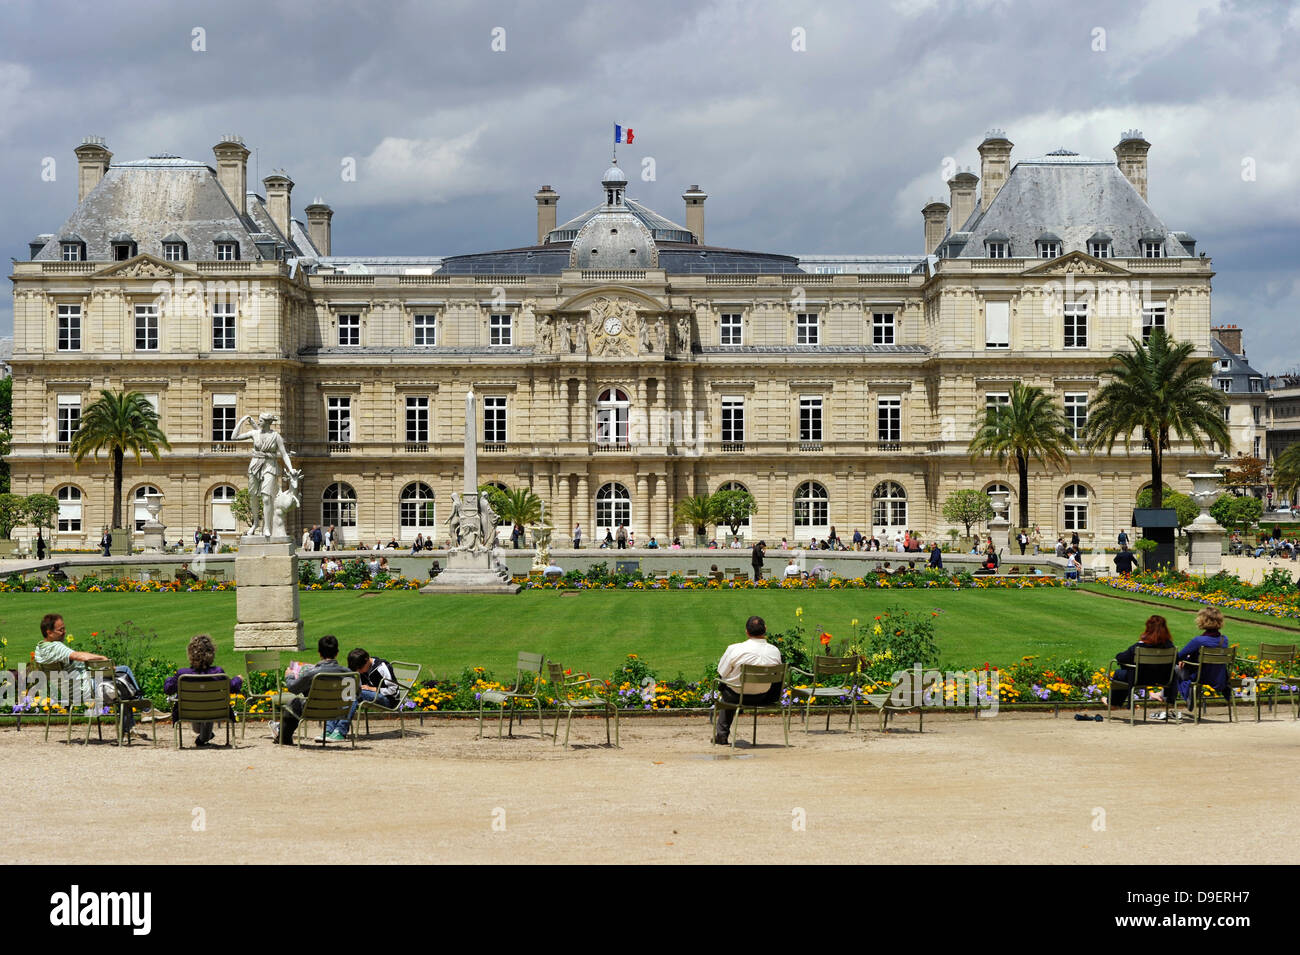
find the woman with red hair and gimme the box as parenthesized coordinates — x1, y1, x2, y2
(1107, 615, 1179, 710)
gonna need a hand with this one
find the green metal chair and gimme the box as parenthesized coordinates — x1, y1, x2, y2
(478, 652, 546, 739)
(711, 663, 790, 749)
(546, 662, 619, 748)
(1184, 646, 1237, 724)
(1254, 644, 1299, 721)
(789, 655, 862, 733)
(1106, 647, 1177, 725)
(240, 651, 283, 740)
(868, 669, 927, 733)
(293, 672, 360, 748)
(359, 661, 421, 738)
(35, 662, 82, 743)
(93, 660, 156, 747)
(173, 674, 235, 748)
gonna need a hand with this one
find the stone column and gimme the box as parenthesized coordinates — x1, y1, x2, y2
(636, 473, 649, 539)
(577, 473, 591, 532)
(661, 468, 673, 542)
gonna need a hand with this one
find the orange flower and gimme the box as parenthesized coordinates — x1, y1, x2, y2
(819, 631, 832, 646)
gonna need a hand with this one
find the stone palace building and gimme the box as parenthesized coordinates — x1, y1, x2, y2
(8, 129, 1219, 548)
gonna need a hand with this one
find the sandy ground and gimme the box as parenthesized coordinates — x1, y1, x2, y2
(4, 709, 1297, 864)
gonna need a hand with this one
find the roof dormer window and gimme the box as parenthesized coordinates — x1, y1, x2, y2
(986, 242, 1008, 259)
(60, 235, 86, 261)
(1087, 232, 1112, 258)
(163, 242, 187, 261)
(215, 241, 239, 261)
(111, 240, 137, 261)
(1036, 232, 1062, 259)
(1141, 240, 1163, 258)
(984, 230, 1010, 259)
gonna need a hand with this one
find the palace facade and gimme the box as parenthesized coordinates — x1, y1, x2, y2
(8, 129, 1219, 548)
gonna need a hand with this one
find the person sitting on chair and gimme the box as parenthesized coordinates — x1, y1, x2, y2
(273, 634, 349, 744)
(1175, 607, 1229, 712)
(713, 615, 783, 745)
(34, 613, 147, 739)
(324, 647, 400, 740)
(163, 633, 243, 746)
(1108, 615, 1178, 711)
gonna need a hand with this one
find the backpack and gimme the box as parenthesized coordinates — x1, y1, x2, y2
(99, 670, 141, 705)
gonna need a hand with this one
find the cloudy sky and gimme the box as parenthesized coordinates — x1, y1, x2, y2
(2, 0, 1298, 367)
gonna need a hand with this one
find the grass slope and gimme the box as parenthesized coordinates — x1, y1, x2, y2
(2, 588, 1290, 679)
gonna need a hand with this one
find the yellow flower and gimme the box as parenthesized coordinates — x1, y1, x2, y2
(795, 607, 803, 618)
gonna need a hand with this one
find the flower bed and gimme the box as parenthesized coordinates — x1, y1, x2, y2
(1096, 568, 1300, 620)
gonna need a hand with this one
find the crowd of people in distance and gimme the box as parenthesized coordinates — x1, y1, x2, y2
(192, 527, 223, 553)
(1228, 526, 1300, 560)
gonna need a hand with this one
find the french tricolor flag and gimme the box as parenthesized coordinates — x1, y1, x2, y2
(614, 124, 634, 144)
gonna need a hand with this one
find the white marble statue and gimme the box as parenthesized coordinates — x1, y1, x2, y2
(271, 467, 303, 538)
(676, 315, 691, 351)
(231, 413, 297, 538)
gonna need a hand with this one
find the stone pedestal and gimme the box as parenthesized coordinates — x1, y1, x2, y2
(1186, 526, 1224, 573)
(232, 536, 305, 651)
(140, 521, 167, 553)
(420, 548, 521, 594)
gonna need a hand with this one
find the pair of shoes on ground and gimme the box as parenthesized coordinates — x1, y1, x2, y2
(1151, 710, 1184, 723)
(314, 731, 347, 743)
(712, 736, 729, 745)
(194, 731, 216, 746)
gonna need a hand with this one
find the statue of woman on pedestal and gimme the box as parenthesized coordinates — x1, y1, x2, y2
(231, 413, 297, 538)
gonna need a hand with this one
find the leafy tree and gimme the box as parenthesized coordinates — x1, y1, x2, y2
(1210, 493, 1262, 535)
(1221, 455, 1267, 491)
(968, 381, 1075, 528)
(1083, 329, 1228, 509)
(712, 488, 757, 537)
(674, 494, 716, 541)
(942, 489, 995, 536)
(0, 493, 26, 539)
(231, 488, 254, 529)
(24, 493, 59, 535)
(68, 390, 171, 529)
(1135, 485, 1198, 529)
(477, 483, 509, 523)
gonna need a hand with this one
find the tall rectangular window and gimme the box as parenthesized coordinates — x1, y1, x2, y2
(720, 313, 743, 346)
(877, 396, 901, 442)
(337, 314, 360, 347)
(1064, 393, 1088, 440)
(985, 392, 1010, 416)
(57, 304, 81, 351)
(1063, 302, 1088, 348)
(484, 396, 507, 442)
(985, 301, 1009, 349)
(405, 396, 429, 443)
(327, 396, 352, 443)
(872, 312, 895, 345)
(489, 314, 513, 347)
(799, 396, 823, 442)
(213, 303, 236, 350)
(413, 314, 437, 347)
(796, 313, 819, 346)
(212, 394, 237, 441)
(134, 304, 158, 350)
(721, 398, 744, 443)
(1141, 303, 1166, 343)
(57, 395, 81, 444)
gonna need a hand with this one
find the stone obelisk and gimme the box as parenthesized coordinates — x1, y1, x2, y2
(420, 388, 520, 594)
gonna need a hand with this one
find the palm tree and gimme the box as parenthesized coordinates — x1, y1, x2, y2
(1083, 329, 1228, 508)
(495, 487, 544, 528)
(674, 494, 716, 544)
(68, 390, 171, 529)
(968, 381, 1076, 529)
(1271, 444, 1300, 502)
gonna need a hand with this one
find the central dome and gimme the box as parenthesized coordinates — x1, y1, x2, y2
(602, 163, 627, 186)
(570, 210, 657, 268)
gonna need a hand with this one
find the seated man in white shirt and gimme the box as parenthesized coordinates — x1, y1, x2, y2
(713, 616, 784, 745)
(782, 557, 801, 579)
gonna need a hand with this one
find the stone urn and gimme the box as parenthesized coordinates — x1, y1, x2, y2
(1187, 472, 1224, 528)
(530, 523, 553, 572)
(988, 490, 1010, 523)
(143, 492, 164, 524)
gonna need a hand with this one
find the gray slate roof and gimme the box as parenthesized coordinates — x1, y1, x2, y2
(1211, 338, 1266, 393)
(548, 198, 694, 244)
(952, 158, 1190, 259)
(435, 242, 799, 275)
(33, 160, 308, 262)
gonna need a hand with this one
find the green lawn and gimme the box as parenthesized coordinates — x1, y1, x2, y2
(3, 587, 1294, 680)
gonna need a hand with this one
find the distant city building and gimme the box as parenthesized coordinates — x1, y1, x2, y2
(8, 130, 1219, 546)
(1209, 325, 1267, 462)
(0, 337, 12, 379)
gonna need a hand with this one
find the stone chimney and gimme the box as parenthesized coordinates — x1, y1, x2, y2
(304, 199, 333, 257)
(1115, 129, 1151, 201)
(74, 136, 112, 202)
(682, 184, 708, 244)
(947, 169, 978, 231)
(977, 130, 1013, 212)
(922, 199, 950, 255)
(1212, 324, 1242, 356)
(213, 135, 250, 215)
(262, 171, 294, 238)
(534, 185, 559, 244)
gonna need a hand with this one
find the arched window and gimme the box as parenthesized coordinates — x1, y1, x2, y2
(793, 481, 828, 529)
(595, 387, 630, 446)
(57, 486, 82, 532)
(133, 485, 161, 531)
(210, 484, 238, 533)
(595, 482, 631, 533)
(717, 481, 752, 529)
(872, 481, 908, 529)
(400, 482, 436, 530)
(322, 482, 358, 528)
(1063, 484, 1089, 531)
